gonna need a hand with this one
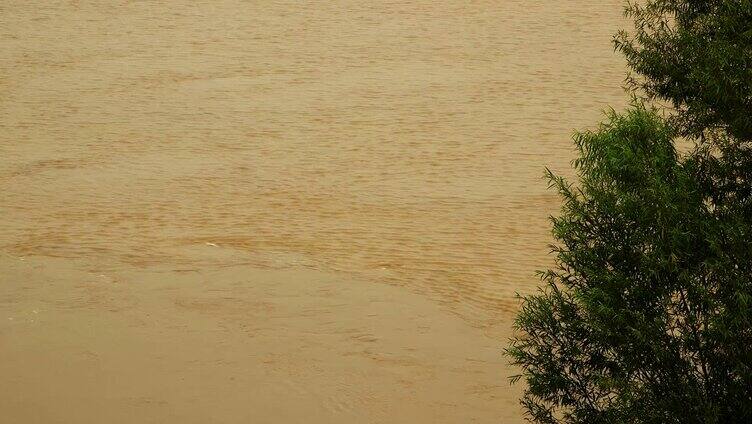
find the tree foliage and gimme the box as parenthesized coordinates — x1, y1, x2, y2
(615, 0, 752, 141)
(507, 1, 752, 422)
(507, 106, 752, 423)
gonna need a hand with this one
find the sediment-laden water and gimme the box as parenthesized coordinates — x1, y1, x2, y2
(1, 1, 627, 422)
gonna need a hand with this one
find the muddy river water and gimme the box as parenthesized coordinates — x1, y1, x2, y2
(1, 1, 627, 422)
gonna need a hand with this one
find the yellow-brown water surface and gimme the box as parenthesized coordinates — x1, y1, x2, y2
(1, 1, 628, 422)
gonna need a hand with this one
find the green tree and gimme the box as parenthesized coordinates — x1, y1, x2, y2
(507, 1, 752, 422)
(615, 0, 752, 141)
(507, 106, 751, 423)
